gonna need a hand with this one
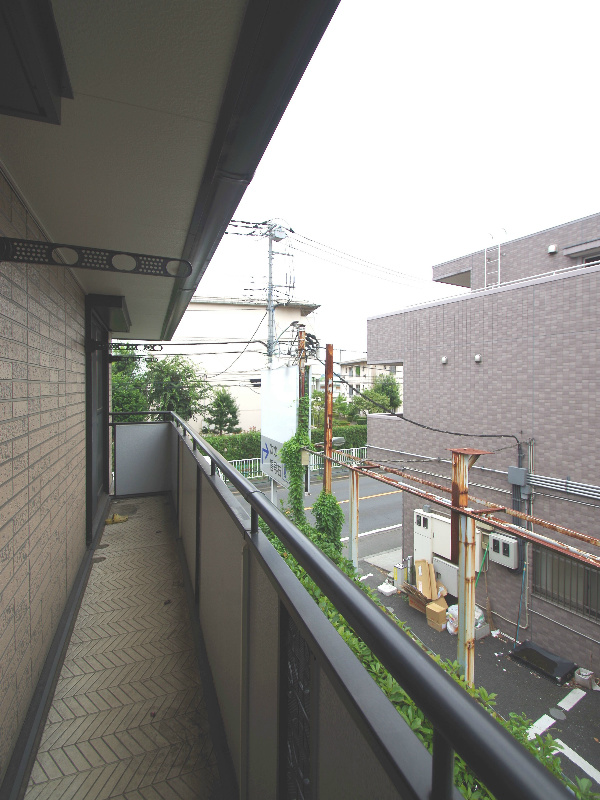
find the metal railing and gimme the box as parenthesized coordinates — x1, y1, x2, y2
(217, 447, 368, 483)
(111, 411, 571, 800)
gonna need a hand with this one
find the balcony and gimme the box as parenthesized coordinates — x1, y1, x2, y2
(11, 415, 572, 799)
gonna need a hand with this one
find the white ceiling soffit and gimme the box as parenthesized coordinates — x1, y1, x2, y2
(0, 0, 340, 339)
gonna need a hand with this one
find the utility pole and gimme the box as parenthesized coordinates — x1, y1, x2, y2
(451, 447, 490, 687)
(266, 224, 287, 365)
(323, 343, 334, 493)
(349, 467, 359, 569)
(298, 324, 306, 398)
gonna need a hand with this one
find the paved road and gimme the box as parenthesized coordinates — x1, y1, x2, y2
(275, 472, 405, 560)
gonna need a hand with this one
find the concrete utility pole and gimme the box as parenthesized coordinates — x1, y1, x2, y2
(451, 447, 490, 687)
(298, 324, 306, 399)
(323, 343, 334, 493)
(266, 225, 287, 365)
(349, 467, 359, 568)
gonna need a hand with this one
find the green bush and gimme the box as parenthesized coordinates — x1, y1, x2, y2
(310, 424, 367, 448)
(203, 429, 261, 460)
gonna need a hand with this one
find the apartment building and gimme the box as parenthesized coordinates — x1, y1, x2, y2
(340, 358, 403, 400)
(176, 295, 318, 431)
(367, 213, 600, 670)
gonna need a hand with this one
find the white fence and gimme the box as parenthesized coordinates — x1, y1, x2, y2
(217, 447, 367, 483)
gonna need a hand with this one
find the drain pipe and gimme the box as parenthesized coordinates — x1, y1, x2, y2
(514, 559, 528, 647)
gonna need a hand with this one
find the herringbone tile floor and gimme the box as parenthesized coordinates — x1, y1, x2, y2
(25, 495, 224, 800)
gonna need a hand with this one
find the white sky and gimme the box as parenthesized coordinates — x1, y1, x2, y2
(195, 0, 600, 356)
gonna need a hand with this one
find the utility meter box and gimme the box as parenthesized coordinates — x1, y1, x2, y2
(488, 531, 519, 569)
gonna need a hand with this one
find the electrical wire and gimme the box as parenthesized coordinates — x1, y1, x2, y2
(316, 354, 520, 445)
(210, 312, 268, 377)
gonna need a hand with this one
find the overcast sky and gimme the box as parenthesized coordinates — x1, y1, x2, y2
(195, 0, 600, 356)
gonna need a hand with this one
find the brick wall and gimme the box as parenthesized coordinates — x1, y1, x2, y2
(367, 266, 600, 669)
(0, 171, 86, 781)
(432, 212, 600, 289)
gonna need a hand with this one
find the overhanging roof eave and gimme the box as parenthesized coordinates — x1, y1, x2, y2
(160, 0, 340, 340)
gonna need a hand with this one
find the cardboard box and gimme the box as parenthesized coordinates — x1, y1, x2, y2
(415, 560, 432, 599)
(408, 594, 427, 613)
(429, 563, 436, 598)
(427, 619, 447, 632)
(426, 600, 448, 625)
(436, 582, 449, 598)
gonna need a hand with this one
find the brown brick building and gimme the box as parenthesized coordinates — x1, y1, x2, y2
(0, 1, 338, 788)
(367, 214, 600, 671)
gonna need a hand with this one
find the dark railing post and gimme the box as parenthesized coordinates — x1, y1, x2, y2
(195, 465, 201, 605)
(211, 458, 216, 477)
(251, 508, 259, 535)
(431, 730, 454, 800)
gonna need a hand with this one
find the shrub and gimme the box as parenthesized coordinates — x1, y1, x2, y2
(203, 429, 261, 460)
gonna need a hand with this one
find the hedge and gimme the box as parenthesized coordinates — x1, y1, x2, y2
(326, 424, 367, 448)
(203, 430, 261, 460)
(203, 423, 367, 461)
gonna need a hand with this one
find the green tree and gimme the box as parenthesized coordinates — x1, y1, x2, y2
(333, 394, 349, 420)
(111, 346, 149, 421)
(348, 389, 389, 420)
(311, 389, 325, 427)
(372, 373, 402, 412)
(111, 352, 212, 421)
(204, 388, 241, 435)
(144, 356, 212, 419)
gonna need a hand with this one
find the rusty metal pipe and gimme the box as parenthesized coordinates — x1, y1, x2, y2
(352, 466, 600, 569)
(367, 462, 600, 550)
(323, 344, 333, 493)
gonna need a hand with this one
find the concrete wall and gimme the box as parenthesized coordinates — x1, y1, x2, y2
(0, 170, 87, 781)
(432, 212, 600, 289)
(367, 265, 600, 670)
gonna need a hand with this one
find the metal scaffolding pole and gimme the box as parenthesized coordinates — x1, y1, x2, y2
(451, 448, 490, 687)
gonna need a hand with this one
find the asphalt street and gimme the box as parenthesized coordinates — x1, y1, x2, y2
(360, 563, 600, 792)
(234, 470, 600, 791)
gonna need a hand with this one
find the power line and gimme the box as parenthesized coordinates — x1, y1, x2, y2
(316, 354, 520, 445)
(210, 312, 269, 377)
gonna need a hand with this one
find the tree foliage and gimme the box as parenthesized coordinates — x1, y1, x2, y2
(311, 389, 325, 427)
(203, 388, 241, 435)
(111, 352, 212, 421)
(348, 389, 390, 419)
(372, 374, 402, 412)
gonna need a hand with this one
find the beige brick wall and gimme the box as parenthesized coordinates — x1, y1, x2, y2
(367, 267, 600, 669)
(0, 170, 87, 781)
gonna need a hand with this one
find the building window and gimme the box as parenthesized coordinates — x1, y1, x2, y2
(532, 545, 599, 622)
(355, 365, 360, 376)
(348, 367, 353, 377)
(389, 365, 396, 375)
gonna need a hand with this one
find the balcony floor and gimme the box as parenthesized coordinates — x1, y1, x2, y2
(24, 495, 224, 800)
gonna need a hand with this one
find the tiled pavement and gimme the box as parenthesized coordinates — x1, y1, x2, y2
(24, 495, 224, 800)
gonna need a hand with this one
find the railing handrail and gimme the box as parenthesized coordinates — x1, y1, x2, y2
(112, 411, 570, 799)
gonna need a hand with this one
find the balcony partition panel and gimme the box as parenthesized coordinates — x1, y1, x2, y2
(112, 416, 572, 800)
(113, 421, 173, 496)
